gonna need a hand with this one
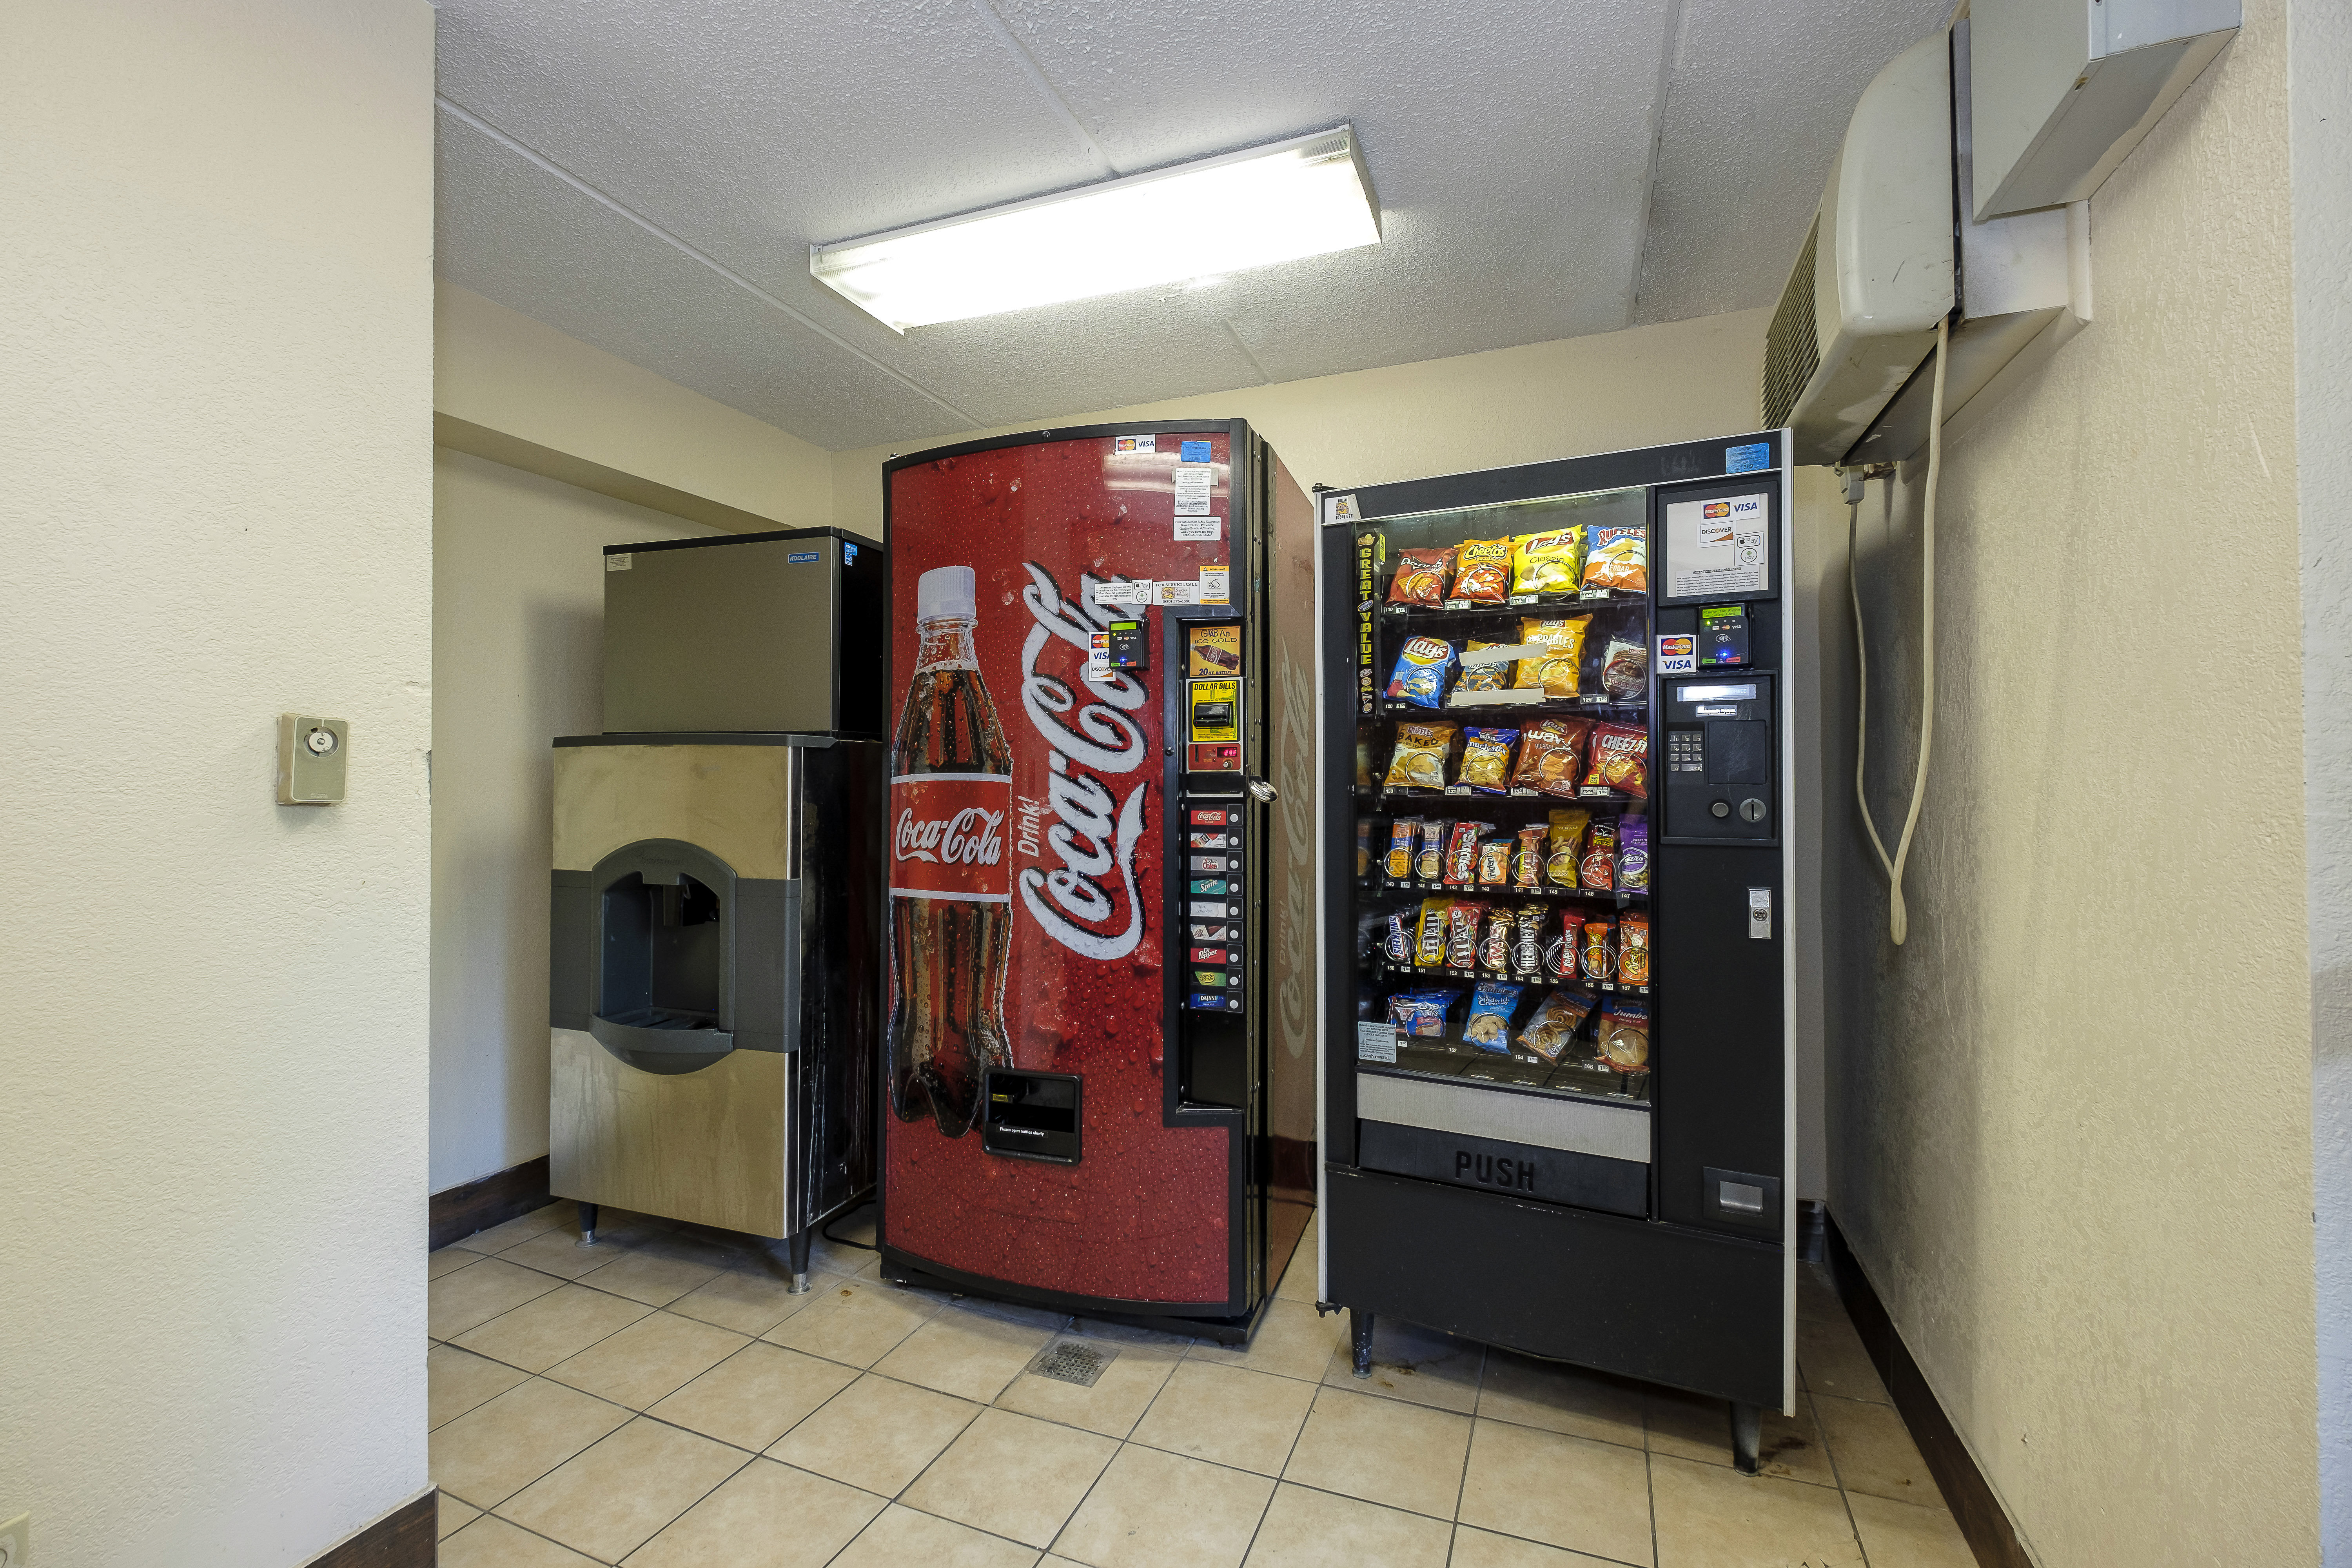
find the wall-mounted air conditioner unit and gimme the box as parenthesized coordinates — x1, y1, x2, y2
(1764, 25, 2093, 467)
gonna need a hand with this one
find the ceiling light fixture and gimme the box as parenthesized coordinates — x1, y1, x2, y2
(810, 126, 1380, 332)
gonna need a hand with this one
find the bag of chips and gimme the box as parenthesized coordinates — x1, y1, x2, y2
(1383, 909, 1413, 964)
(1443, 821, 1486, 886)
(1389, 989, 1457, 1037)
(1459, 726, 1518, 793)
(1446, 901, 1485, 969)
(1597, 997, 1651, 1071)
(1519, 989, 1596, 1062)
(1385, 636, 1457, 710)
(1452, 539, 1513, 603)
(1599, 639, 1648, 701)
(1356, 818, 1374, 880)
(1513, 824, 1546, 889)
(1415, 899, 1452, 967)
(1385, 721, 1457, 789)
(1510, 530, 1584, 595)
(1513, 717, 1593, 796)
(1581, 817, 1617, 891)
(1479, 905, 1514, 969)
(1617, 817, 1650, 891)
(1546, 808, 1590, 886)
(1385, 818, 1419, 880)
(1415, 817, 1448, 880)
(1582, 722, 1649, 799)
(1477, 837, 1514, 886)
(1617, 912, 1651, 986)
(1513, 616, 1591, 698)
(1580, 914, 1615, 982)
(1455, 640, 1511, 695)
(1463, 981, 1523, 1052)
(1582, 526, 1647, 593)
(1388, 547, 1452, 606)
(1512, 903, 1549, 977)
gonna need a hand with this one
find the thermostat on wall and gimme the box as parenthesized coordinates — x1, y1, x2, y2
(277, 713, 348, 805)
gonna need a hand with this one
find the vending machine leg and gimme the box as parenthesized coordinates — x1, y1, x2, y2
(1731, 1403, 1763, 1475)
(1349, 1309, 1375, 1377)
(786, 1227, 813, 1294)
(577, 1202, 599, 1247)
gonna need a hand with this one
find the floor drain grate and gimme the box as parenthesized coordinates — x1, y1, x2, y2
(1027, 1338, 1118, 1388)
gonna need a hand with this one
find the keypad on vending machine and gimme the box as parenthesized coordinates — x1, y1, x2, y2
(1183, 806, 1245, 1010)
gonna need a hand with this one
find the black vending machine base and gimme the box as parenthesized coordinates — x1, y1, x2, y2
(878, 1248, 1283, 1348)
(1324, 1165, 1783, 1410)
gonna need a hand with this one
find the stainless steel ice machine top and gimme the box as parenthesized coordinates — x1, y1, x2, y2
(601, 528, 886, 737)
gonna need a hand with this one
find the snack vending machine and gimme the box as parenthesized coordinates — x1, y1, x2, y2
(1316, 433, 1797, 1462)
(880, 421, 1316, 1336)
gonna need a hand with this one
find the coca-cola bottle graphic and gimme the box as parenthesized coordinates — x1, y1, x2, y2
(888, 565, 1013, 1138)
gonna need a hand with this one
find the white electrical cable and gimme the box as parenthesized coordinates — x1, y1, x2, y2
(1849, 316, 1948, 947)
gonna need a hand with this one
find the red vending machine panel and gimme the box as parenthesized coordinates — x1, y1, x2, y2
(881, 422, 1309, 1324)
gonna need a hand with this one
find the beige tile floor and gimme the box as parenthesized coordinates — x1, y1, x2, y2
(428, 1202, 1978, 1568)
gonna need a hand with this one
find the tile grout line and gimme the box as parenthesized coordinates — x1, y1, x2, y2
(1233, 1340, 1336, 1566)
(1454, 1345, 1488, 1526)
(1806, 1381, 1875, 1568)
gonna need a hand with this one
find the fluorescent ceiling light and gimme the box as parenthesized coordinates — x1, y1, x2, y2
(811, 127, 1380, 332)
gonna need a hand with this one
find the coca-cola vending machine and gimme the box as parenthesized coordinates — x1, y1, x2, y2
(880, 420, 1316, 1336)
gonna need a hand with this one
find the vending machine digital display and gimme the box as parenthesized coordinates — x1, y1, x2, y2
(1316, 433, 1797, 1460)
(879, 421, 1316, 1335)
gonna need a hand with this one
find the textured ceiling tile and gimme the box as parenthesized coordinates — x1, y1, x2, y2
(435, 107, 972, 450)
(432, 0, 1931, 449)
(1632, 0, 1951, 325)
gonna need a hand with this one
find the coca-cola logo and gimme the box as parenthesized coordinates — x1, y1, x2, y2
(1014, 562, 1150, 961)
(895, 806, 1004, 867)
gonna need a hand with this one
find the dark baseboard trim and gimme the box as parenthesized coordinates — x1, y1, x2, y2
(430, 1155, 552, 1252)
(1824, 1214, 2032, 1568)
(305, 1488, 435, 1568)
(1795, 1198, 1828, 1263)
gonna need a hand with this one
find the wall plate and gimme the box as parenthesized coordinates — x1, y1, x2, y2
(276, 713, 348, 805)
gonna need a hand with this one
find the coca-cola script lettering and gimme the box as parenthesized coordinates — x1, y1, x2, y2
(889, 775, 1012, 902)
(896, 805, 1005, 868)
(1016, 563, 1151, 960)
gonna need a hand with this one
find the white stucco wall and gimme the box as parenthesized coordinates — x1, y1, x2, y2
(1828, 2, 2318, 1561)
(430, 449, 720, 1193)
(2292, 0, 2352, 1553)
(0, 4, 436, 1564)
(437, 282, 835, 529)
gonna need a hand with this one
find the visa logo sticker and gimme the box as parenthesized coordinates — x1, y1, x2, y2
(1657, 634, 1698, 675)
(1115, 433, 1156, 454)
(787, 551, 820, 564)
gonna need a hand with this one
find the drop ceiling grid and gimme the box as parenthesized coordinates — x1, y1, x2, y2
(432, 0, 1948, 450)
